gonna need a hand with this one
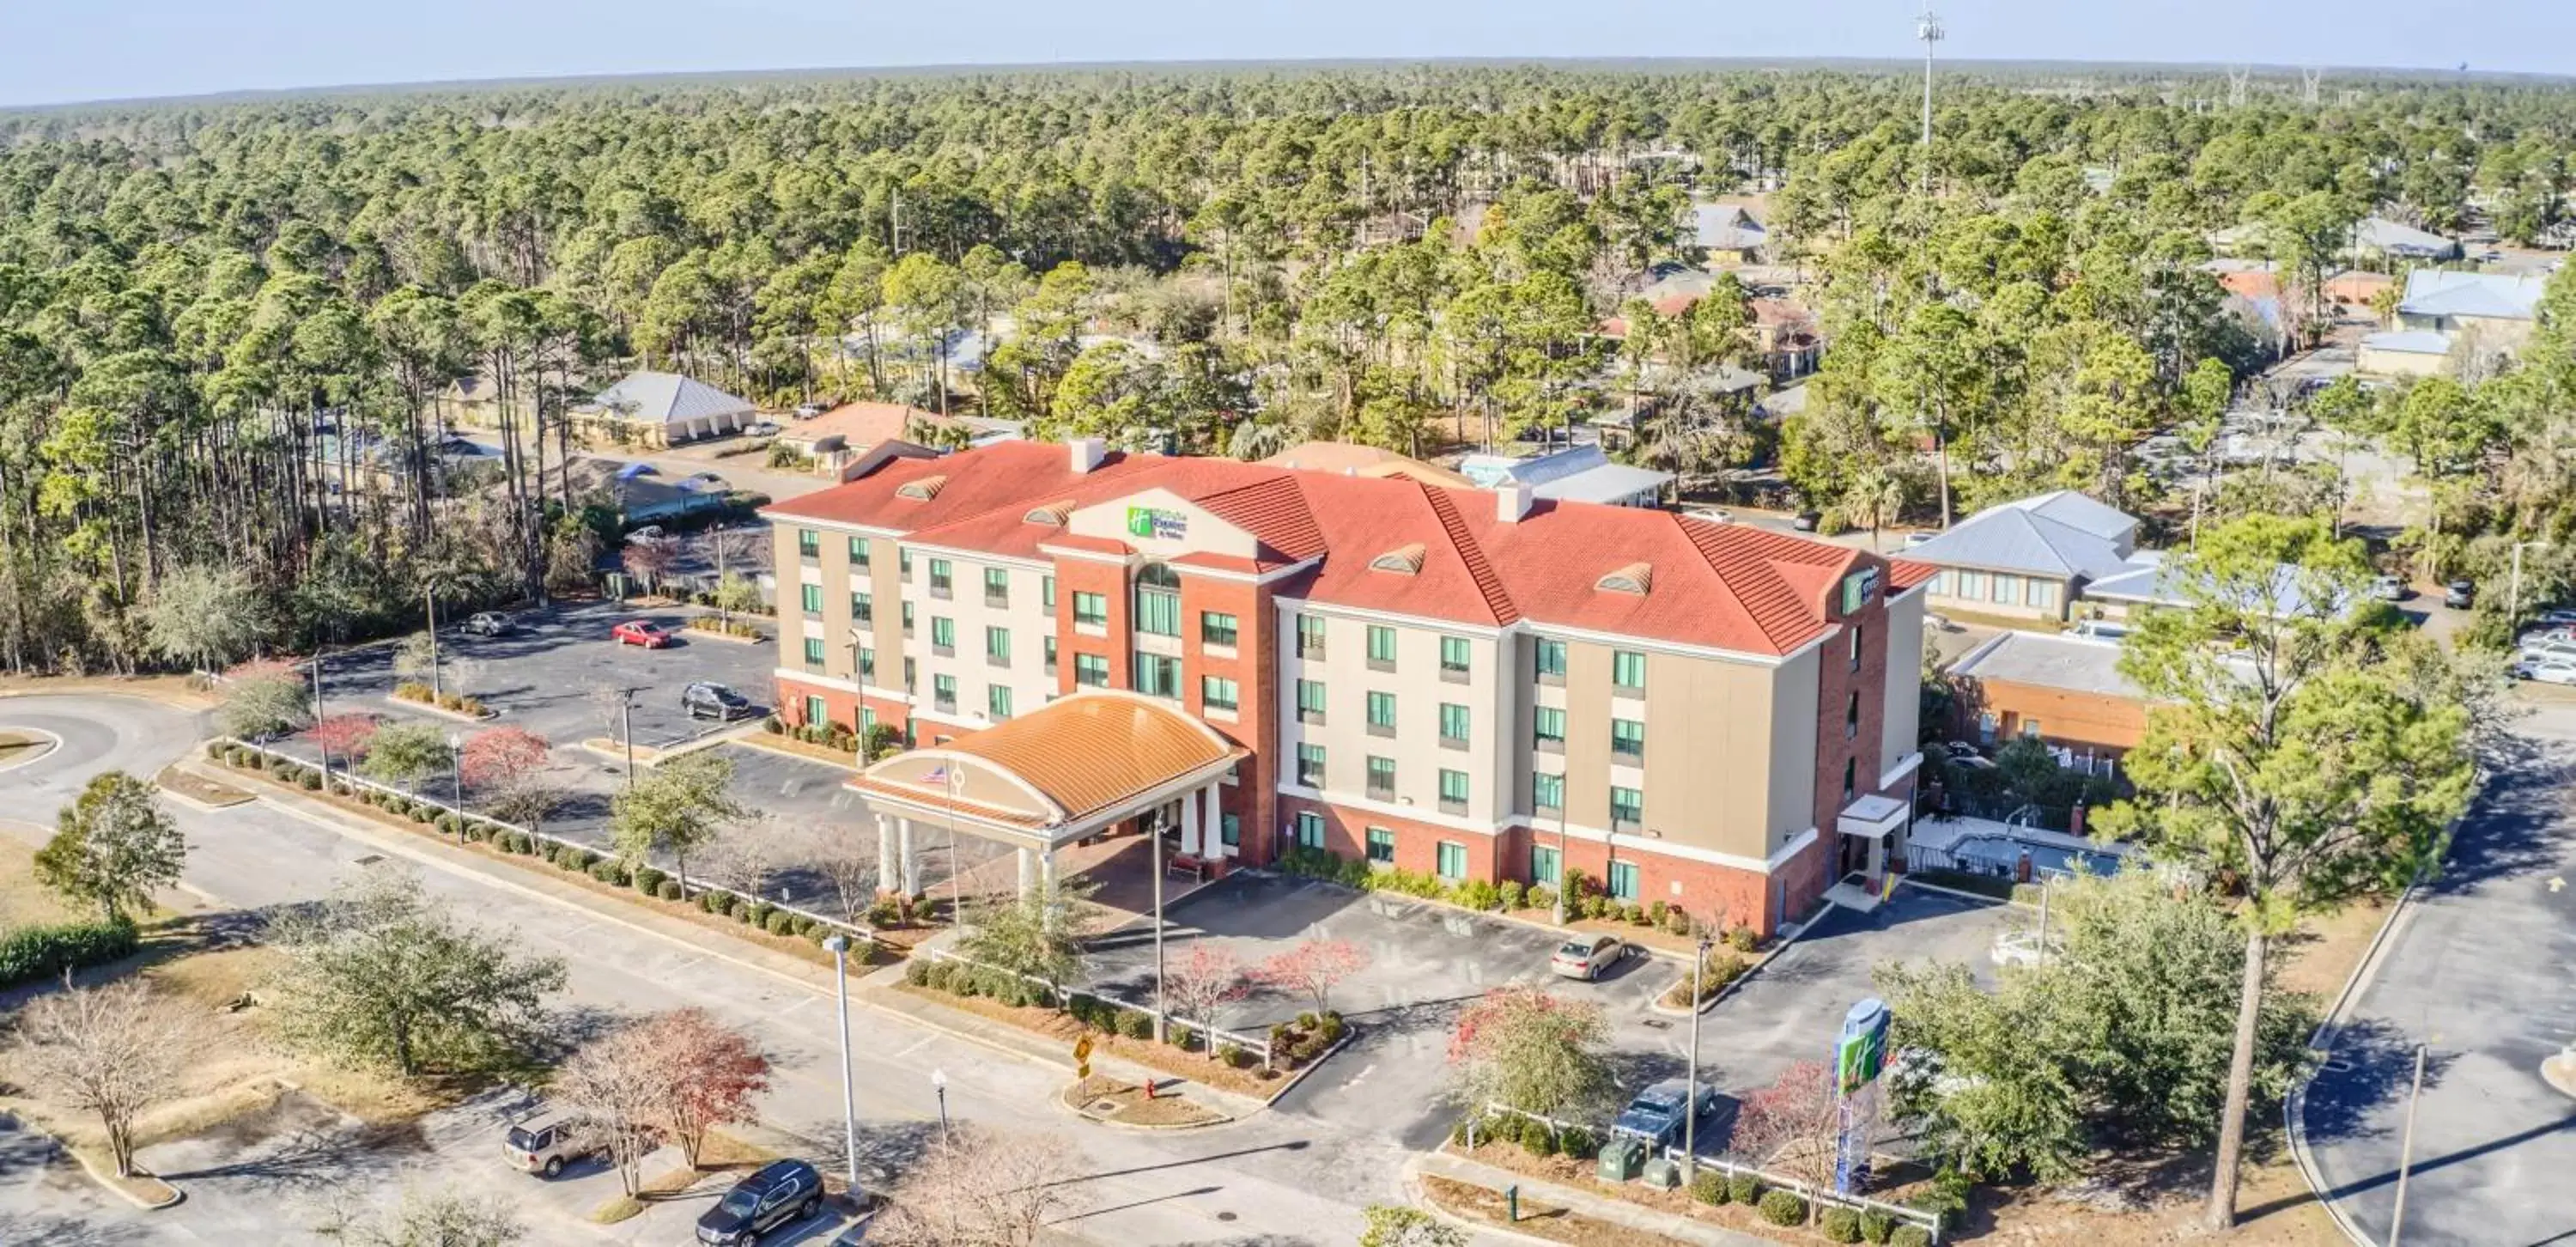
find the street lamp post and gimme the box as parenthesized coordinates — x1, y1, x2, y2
(620, 689, 637, 789)
(447, 731, 465, 827)
(929, 1068, 950, 1144)
(1683, 932, 1710, 1180)
(1152, 806, 1167, 1044)
(821, 936, 862, 1201)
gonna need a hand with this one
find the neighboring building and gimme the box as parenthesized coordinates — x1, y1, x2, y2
(2391, 269, 2546, 344)
(1750, 299, 1824, 380)
(434, 374, 525, 432)
(576, 371, 758, 447)
(776, 401, 1013, 478)
(1694, 203, 1767, 264)
(763, 439, 1937, 934)
(564, 458, 728, 526)
(2356, 329, 2455, 378)
(1456, 444, 1673, 508)
(1905, 491, 2141, 623)
(2352, 216, 2463, 264)
(2325, 270, 2396, 312)
(1945, 631, 2147, 762)
(1260, 441, 1476, 488)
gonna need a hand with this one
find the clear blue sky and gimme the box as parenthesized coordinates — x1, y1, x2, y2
(7, 0, 2572, 109)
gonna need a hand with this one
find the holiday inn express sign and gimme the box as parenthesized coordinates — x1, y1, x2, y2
(1127, 506, 1187, 541)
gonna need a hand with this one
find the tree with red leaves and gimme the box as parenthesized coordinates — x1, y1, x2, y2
(643, 1007, 771, 1169)
(1254, 937, 1369, 1019)
(307, 713, 379, 768)
(1728, 1058, 1856, 1190)
(1445, 986, 1611, 1125)
(621, 540, 676, 595)
(459, 725, 550, 790)
(1163, 943, 1251, 1031)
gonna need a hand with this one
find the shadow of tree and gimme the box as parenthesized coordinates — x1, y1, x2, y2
(2298, 1017, 2451, 1147)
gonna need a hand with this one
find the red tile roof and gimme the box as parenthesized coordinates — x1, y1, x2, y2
(763, 443, 1895, 656)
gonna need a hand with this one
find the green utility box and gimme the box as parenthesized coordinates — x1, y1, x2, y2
(1641, 1156, 1680, 1189)
(1597, 1135, 1645, 1182)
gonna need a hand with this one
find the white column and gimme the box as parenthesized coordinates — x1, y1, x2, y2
(1039, 849, 1058, 935)
(876, 815, 896, 895)
(1180, 790, 1202, 856)
(1017, 847, 1035, 897)
(1205, 783, 1229, 857)
(898, 818, 920, 896)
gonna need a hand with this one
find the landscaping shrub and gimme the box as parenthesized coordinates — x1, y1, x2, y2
(0, 921, 141, 988)
(1758, 1189, 1808, 1226)
(1820, 1207, 1862, 1243)
(1690, 1171, 1728, 1205)
(865, 899, 900, 928)
(698, 891, 724, 913)
(597, 860, 634, 887)
(1316, 1012, 1346, 1043)
(1217, 1042, 1246, 1068)
(434, 812, 460, 834)
(1860, 1211, 1895, 1244)
(301, 771, 323, 791)
(1726, 923, 1759, 953)
(1557, 1126, 1595, 1156)
(1117, 1008, 1154, 1040)
(902, 958, 931, 988)
(923, 962, 957, 993)
(1728, 1175, 1761, 1205)
(1889, 1228, 1932, 1247)
(1497, 880, 1526, 911)
(1649, 899, 1669, 927)
(1664, 907, 1694, 936)
(1518, 1118, 1557, 1157)
(763, 910, 796, 936)
(1168, 1023, 1197, 1050)
(1452, 879, 1501, 911)
(748, 902, 776, 928)
(654, 879, 682, 901)
(206, 741, 227, 760)
(634, 866, 665, 894)
(410, 804, 434, 824)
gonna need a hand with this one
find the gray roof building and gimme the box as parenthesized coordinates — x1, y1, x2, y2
(1905, 490, 2139, 580)
(586, 371, 756, 429)
(1456, 443, 1672, 508)
(2397, 270, 2547, 323)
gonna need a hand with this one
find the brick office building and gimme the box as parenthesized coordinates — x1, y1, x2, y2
(762, 439, 1936, 935)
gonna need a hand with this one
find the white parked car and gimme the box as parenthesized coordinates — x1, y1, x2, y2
(2516, 658, 2576, 685)
(2537, 608, 2576, 627)
(2518, 638, 2576, 666)
(2069, 618, 2130, 642)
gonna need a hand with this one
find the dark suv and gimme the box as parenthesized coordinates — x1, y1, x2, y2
(696, 1159, 823, 1246)
(682, 681, 752, 721)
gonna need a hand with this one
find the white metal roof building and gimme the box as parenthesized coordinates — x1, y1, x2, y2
(581, 371, 758, 445)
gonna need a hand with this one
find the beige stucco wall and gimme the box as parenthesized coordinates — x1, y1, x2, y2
(1765, 646, 1820, 851)
(1641, 648, 1798, 861)
(1879, 590, 1926, 773)
(1275, 605, 1509, 824)
(2355, 344, 2446, 379)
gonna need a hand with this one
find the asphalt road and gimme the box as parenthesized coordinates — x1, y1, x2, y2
(0, 693, 1405, 1246)
(2300, 695, 2576, 1247)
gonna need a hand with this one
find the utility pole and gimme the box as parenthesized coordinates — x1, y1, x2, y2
(2228, 66, 2252, 110)
(1151, 805, 1168, 1043)
(822, 935, 863, 1202)
(2387, 1043, 2427, 1246)
(890, 186, 905, 259)
(2302, 67, 2323, 107)
(620, 689, 637, 788)
(424, 586, 442, 700)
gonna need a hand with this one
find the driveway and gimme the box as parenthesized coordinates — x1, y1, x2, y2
(2300, 696, 2576, 1247)
(1085, 873, 2007, 1156)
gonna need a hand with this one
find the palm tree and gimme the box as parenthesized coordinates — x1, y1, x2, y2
(1843, 466, 1908, 551)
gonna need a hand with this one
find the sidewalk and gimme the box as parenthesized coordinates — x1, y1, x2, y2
(1410, 1149, 1778, 1247)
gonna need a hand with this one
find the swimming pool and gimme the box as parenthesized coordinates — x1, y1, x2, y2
(1949, 835, 2124, 879)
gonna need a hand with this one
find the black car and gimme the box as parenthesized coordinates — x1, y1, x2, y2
(696, 1159, 823, 1246)
(461, 611, 517, 638)
(683, 681, 753, 721)
(2445, 580, 2476, 609)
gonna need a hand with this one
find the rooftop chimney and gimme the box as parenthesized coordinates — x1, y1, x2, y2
(1069, 437, 1107, 475)
(1497, 481, 1534, 523)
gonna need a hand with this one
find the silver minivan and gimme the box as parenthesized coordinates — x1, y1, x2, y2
(504, 1111, 603, 1177)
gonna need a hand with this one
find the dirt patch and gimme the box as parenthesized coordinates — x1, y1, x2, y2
(0, 838, 82, 927)
(0, 673, 218, 709)
(1420, 1173, 1697, 1247)
(155, 763, 252, 807)
(890, 982, 1288, 1098)
(1060, 1075, 1227, 1128)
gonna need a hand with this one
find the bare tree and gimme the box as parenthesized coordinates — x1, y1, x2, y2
(9, 976, 207, 1177)
(553, 1009, 771, 1189)
(695, 820, 777, 899)
(872, 1126, 1075, 1247)
(314, 1184, 524, 1247)
(551, 1023, 664, 1196)
(1726, 1059, 1856, 1191)
(782, 822, 879, 924)
(1162, 943, 1250, 1032)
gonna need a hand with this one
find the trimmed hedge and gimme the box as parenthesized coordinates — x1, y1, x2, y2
(1890, 1227, 1933, 1247)
(654, 879, 683, 901)
(1690, 1171, 1729, 1205)
(1727, 1174, 1761, 1206)
(1860, 1211, 1896, 1244)
(1759, 1189, 1809, 1226)
(1820, 1207, 1862, 1243)
(0, 920, 141, 987)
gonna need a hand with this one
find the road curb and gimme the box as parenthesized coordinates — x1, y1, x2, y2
(2285, 879, 2430, 1247)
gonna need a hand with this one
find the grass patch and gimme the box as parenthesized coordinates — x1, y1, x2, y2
(1421, 1173, 1692, 1247)
(0, 837, 83, 928)
(1060, 1075, 1227, 1128)
(155, 763, 252, 807)
(891, 982, 1289, 1099)
(589, 1195, 647, 1224)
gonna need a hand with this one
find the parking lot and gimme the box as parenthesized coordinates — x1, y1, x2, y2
(1084, 874, 2009, 1153)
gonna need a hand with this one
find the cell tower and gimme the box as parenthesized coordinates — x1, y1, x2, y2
(2227, 66, 2251, 109)
(1917, 3, 1944, 194)
(2302, 67, 2323, 106)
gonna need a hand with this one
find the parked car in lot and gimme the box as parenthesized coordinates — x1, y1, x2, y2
(2538, 608, 2576, 627)
(1610, 1079, 1716, 1149)
(696, 1159, 823, 1246)
(677, 471, 727, 492)
(611, 620, 674, 648)
(2519, 637, 2576, 666)
(1684, 507, 1734, 524)
(1790, 511, 1821, 532)
(1549, 934, 1633, 982)
(503, 1110, 603, 1178)
(2445, 580, 2476, 609)
(683, 681, 753, 721)
(624, 525, 670, 545)
(748, 420, 781, 437)
(461, 611, 517, 638)
(794, 402, 827, 420)
(2516, 657, 2576, 685)
(2069, 618, 2130, 642)
(2371, 574, 2410, 602)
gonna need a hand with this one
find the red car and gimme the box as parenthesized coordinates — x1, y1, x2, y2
(611, 620, 673, 648)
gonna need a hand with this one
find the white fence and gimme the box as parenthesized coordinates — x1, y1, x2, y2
(915, 945, 1277, 1070)
(1468, 1101, 1946, 1243)
(213, 736, 877, 949)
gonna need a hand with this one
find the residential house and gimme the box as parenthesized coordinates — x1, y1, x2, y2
(1905, 491, 2140, 623)
(764, 439, 1939, 934)
(1695, 203, 1768, 265)
(575, 371, 759, 447)
(1457, 444, 1672, 508)
(775, 401, 1012, 478)
(2360, 269, 2548, 376)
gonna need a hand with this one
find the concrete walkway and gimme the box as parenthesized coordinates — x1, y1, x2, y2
(1412, 1149, 1777, 1247)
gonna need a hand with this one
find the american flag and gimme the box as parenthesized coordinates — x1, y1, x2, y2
(919, 764, 948, 786)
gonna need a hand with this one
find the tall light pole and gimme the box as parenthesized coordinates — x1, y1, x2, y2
(447, 731, 465, 825)
(929, 1068, 950, 1144)
(2511, 539, 2550, 624)
(1917, 3, 1944, 197)
(424, 585, 443, 701)
(1682, 931, 1711, 1181)
(822, 935, 862, 1201)
(1151, 804, 1168, 1043)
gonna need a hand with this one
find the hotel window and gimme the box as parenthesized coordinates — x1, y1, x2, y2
(2023, 717, 2044, 739)
(899, 548, 913, 579)
(1435, 841, 1467, 882)
(1073, 591, 1109, 628)
(1074, 653, 1109, 688)
(901, 601, 915, 636)
(927, 557, 953, 598)
(1530, 844, 1561, 886)
(1535, 638, 1567, 684)
(861, 707, 876, 734)
(1607, 861, 1640, 902)
(858, 647, 875, 681)
(1297, 744, 1327, 788)
(848, 535, 870, 567)
(932, 674, 957, 714)
(1438, 703, 1470, 747)
(1201, 675, 1239, 713)
(1533, 706, 1566, 753)
(1533, 772, 1564, 812)
(1611, 718, 1645, 759)
(1612, 650, 1647, 692)
(1366, 826, 1395, 864)
(1296, 612, 1327, 659)
(1042, 575, 1055, 611)
(1849, 624, 1863, 672)
(983, 566, 1010, 606)
(1439, 636, 1472, 681)
(1366, 625, 1397, 671)
(930, 617, 955, 655)
(1133, 651, 1182, 700)
(802, 637, 825, 667)
(851, 590, 872, 624)
(1134, 564, 1182, 636)
(1366, 690, 1397, 735)
(986, 626, 1011, 666)
(1297, 679, 1327, 724)
(903, 657, 915, 691)
(1201, 611, 1239, 648)
(1296, 810, 1326, 849)
(800, 583, 823, 615)
(804, 695, 827, 726)
(1365, 755, 1396, 800)
(797, 529, 818, 559)
(1609, 786, 1643, 830)
(1219, 813, 1241, 849)
(987, 684, 1013, 721)
(1845, 690, 1861, 739)
(1043, 636, 1057, 675)
(1842, 757, 1857, 804)
(1438, 768, 1469, 814)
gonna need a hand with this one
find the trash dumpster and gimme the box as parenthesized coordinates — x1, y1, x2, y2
(1596, 1135, 1645, 1182)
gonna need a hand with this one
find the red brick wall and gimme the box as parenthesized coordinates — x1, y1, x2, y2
(774, 676, 916, 743)
(1800, 575, 1893, 921)
(1051, 558, 1130, 696)
(1279, 795, 1503, 882)
(1951, 676, 2146, 757)
(1183, 573, 1279, 865)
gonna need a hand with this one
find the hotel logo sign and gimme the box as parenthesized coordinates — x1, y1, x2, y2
(1126, 506, 1188, 541)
